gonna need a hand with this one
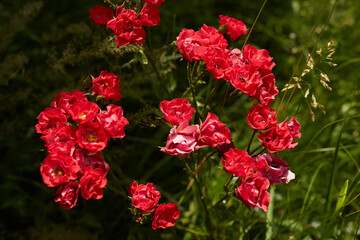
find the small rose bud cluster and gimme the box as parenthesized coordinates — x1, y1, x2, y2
(128, 182, 180, 230)
(105, 1, 165, 48)
(36, 71, 128, 209)
(159, 98, 233, 157)
(176, 15, 278, 105)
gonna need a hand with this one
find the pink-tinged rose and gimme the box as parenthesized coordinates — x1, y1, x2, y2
(253, 154, 269, 177)
(107, 9, 146, 48)
(257, 154, 295, 184)
(143, 0, 165, 7)
(131, 183, 161, 213)
(40, 153, 80, 187)
(89, 5, 114, 27)
(92, 70, 121, 101)
(161, 122, 201, 156)
(71, 148, 110, 177)
(243, 45, 275, 71)
(235, 173, 271, 212)
(152, 203, 181, 229)
(176, 28, 208, 62)
(140, 5, 160, 27)
(221, 148, 254, 178)
(229, 65, 261, 97)
(253, 72, 279, 105)
(50, 90, 87, 116)
(286, 117, 301, 140)
(97, 104, 129, 138)
(76, 122, 109, 152)
(41, 126, 77, 155)
(54, 182, 80, 209)
(199, 112, 232, 148)
(247, 104, 277, 130)
(219, 15, 247, 41)
(159, 98, 195, 125)
(197, 24, 228, 49)
(79, 167, 107, 200)
(128, 181, 138, 197)
(203, 47, 233, 80)
(68, 100, 99, 123)
(35, 108, 67, 135)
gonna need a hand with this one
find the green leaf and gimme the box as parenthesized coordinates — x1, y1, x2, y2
(335, 179, 348, 213)
(136, 49, 148, 65)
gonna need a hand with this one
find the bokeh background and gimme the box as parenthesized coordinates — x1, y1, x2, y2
(1, 0, 359, 239)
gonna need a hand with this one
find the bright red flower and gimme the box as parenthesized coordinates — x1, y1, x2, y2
(131, 183, 161, 213)
(140, 4, 160, 27)
(72, 148, 110, 177)
(79, 167, 107, 200)
(68, 100, 99, 123)
(257, 154, 295, 184)
(107, 9, 146, 48)
(203, 47, 233, 80)
(221, 148, 254, 178)
(235, 173, 271, 212)
(159, 98, 195, 125)
(41, 126, 77, 155)
(76, 122, 109, 152)
(219, 15, 247, 41)
(40, 153, 80, 187)
(89, 5, 114, 27)
(143, 0, 165, 7)
(50, 90, 87, 116)
(243, 44, 275, 71)
(152, 203, 181, 229)
(54, 181, 80, 209)
(197, 24, 228, 49)
(96, 104, 129, 138)
(199, 112, 232, 148)
(161, 122, 201, 156)
(247, 104, 277, 130)
(35, 108, 67, 135)
(92, 70, 121, 101)
(128, 181, 138, 197)
(253, 72, 279, 105)
(229, 65, 261, 96)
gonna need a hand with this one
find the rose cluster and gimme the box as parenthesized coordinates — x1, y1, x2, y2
(159, 98, 233, 157)
(176, 15, 278, 105)
(90, 1, 165, 48)
(128, 182, 180, 230)
(36, 71, 128, 209)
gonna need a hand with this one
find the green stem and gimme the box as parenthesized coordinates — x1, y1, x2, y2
(247, 130, 258, 153)
(201, 80, 221, 117)
(187, 62, 202, 119)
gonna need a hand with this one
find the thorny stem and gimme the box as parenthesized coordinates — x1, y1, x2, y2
(187, 62, 202, 119)
(247, 130, 258, 153)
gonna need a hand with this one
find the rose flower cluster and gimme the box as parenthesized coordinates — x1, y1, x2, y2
(89, 1, 165, 48)
(36, 71, 128, 209)
(176, 15, 278, 105)
(128, 182, 180, 230)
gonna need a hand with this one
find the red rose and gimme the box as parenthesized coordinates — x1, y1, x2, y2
(50, 90, 87, 116)
(97, 104, 129, 138)
(203, 47, 233, 80)
(286, 117, 301, 140)
(72, 148, 110, 177)
(243, 44, 275, 71)
(68, 100, 99, 123)
(92, 70, 121, 101)
(54, 182, 80, 209)
(176, 28, 208, 62)
(76, 122, 109, 152)
(128, 181, 138, 197)
(143, 0, 165, 7)
(257, 154, 295, 184)
(159, 98, 195, 125)
(35, 108, 67, 135)
(41, 126, 77, 155)
(229, 65, 261, 97)
(235, 173, 271, 212)
(107, 9, 146, 48)
(40, 153, 80, 187)
(140, 4, 160, 27)
(221, 148, 254, 178)
(253, 72, 279, 105)
(199, 112, 232, 148)
(197, 24, 228, 49)
(89, 5, 114, 27)
(219, 15, 247, 41)
(131, 183, 161, 213)
(161, 122, 201, 157)
(80, 167, 107, 200)
(247, 104, 277, 130)
(152, 203, 181, 229)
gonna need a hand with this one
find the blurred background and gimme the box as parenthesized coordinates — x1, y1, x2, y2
(0, 0, 359, 239)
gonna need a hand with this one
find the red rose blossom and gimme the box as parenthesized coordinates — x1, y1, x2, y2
(76, 122, 109, 152)
(140, 4, 160, 27)
(35, 108, 67, 135)
(131, 183, 161, 213)
(128, 181, 138, 197)
(92, 70, 121, 101)
(89, 5, 114, 27)
(221, 148, 254, 178)
(80, 167, 107, 200)
(243, 44, 275, 71)
(96, 104, 129, 138)
(219, 15, 247, 41)
(203, 47, 233, 80)
(257, 154, 295, 184)
(247, 104, 277, 130)
(50, 90, 87, 117)
(253, 72, 279, 105)
(54, 182, 80, 209)
(199, 112, 232, 148)
(143, 0, 165, 7)
(107, 9, 146, 48)
(68, 99, 99, 123)
(41, 126, 77, 155)
(159, 98, 196, 125)
(235, 173, 271, 212)
(152, 203, 181, 229)
(72, 149, 110, 177)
